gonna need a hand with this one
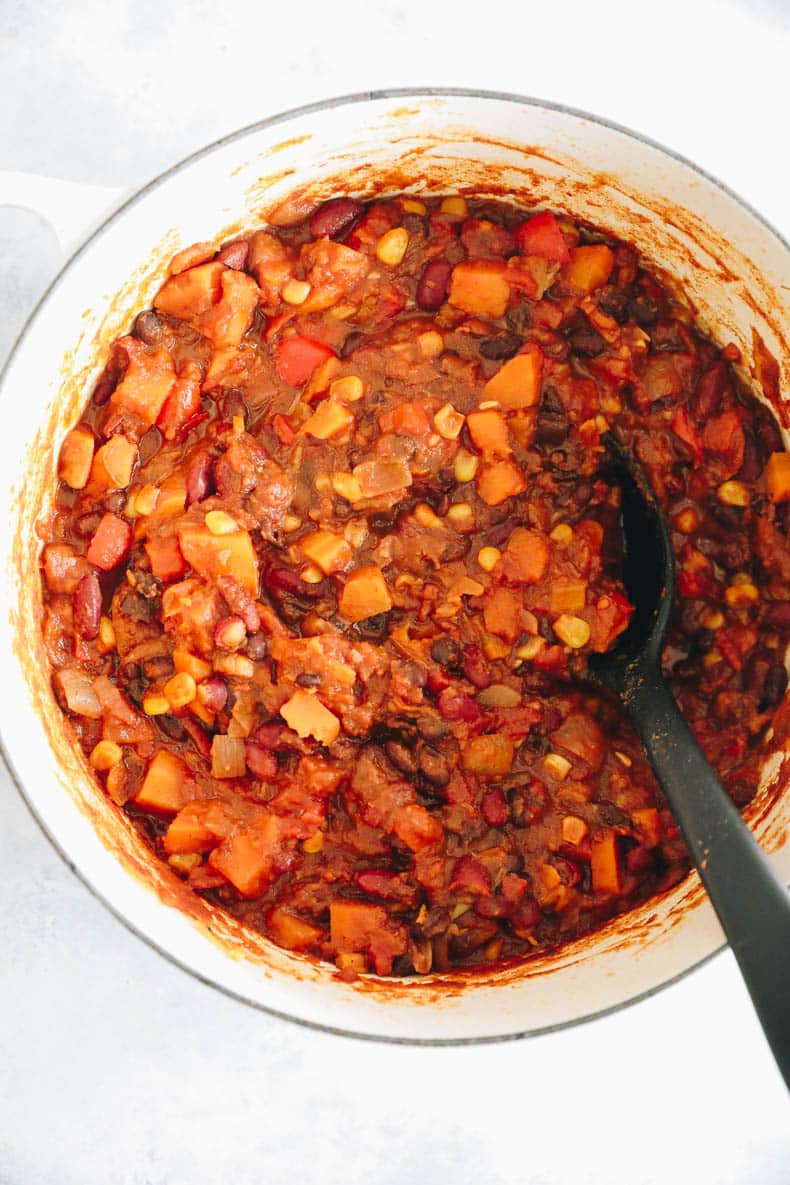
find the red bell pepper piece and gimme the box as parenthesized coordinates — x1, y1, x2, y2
(515, 211, 571, 265)
(276, 336, 335, 386)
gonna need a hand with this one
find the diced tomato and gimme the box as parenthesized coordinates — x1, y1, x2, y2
(86, 513, 132, 571)
(450, 855, 492, 896)
(671, 405, 703, 464)
(276, 336, 336, 386)
(515, 211, 571, 265)
(157, 366, 202, 441)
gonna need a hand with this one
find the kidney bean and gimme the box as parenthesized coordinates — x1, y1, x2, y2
(431, 637, 462, 668)
(691, 361, 729, 420)
(416, 258, 452, 310)
(385, 740, 419, 776)
(762, 663, 788, 707)
(216, 240, 250, 270)
(461, 645, 491, 690)
(626, 846, 654, 875)
(535, 386, 569, 445)
(764, 603, 790, 630)
(245, 741, 277, 780)
(185, 450, 214, 506)
(417, 714, 449, 742)
(217, 575, 260, 632)
(481, 788, 508, 826)
(474, 896, 509, 919)
(244, 632, 268, 661)
(75, 511, 102, 538)
(483, 520, 515, 549)
(182, 717, 212, 760)
(73, 572, 101, 639)
(309, 197, 363, 240)
(736, 433, 764, 483)
(419, 748, 451, 787)
(510, 898, 541, 932)
(752, 402, 783, 456)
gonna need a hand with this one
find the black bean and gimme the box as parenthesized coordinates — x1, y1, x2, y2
(245, 632, 268, 660)
(354, 613, 390, 641)
(138, 426, 162, 467)
(134, 309, 167, 346)
(762, 663, 788, 707)
(431, 637, 462, 667)
(340, 330, 365, 359)
(564, 312, 606, 357)
(479, 333, 521, 361)
(628, 295, 660, 326)
(419, 747, 450, 787)
(296, 672, 321, 688)
(386, 740, 419, 776)
(709, 502, 744, 532)
(156, 715, 186, 741)
(534, 386, 569, 445)
(596, 285, 629, 323)
(417, 715, 449, 741)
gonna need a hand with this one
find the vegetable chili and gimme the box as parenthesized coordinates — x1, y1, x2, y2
(41, 191, 790, 977)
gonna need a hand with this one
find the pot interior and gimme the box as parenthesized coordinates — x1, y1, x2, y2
(2, 91, 789, 1040)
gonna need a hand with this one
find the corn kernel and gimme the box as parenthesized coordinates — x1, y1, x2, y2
(418, 330, 444, 358)
(434, 403, 465, 439)
(164, 672, 197, 710)
(725, 583, 759, 607)
(447, 503, 474, 529)
(674, 507, 699, 534)
(331, 472, 364, 503)
(213, 653, 255, 679)
(173, 649, 212, 681)
(168, 853, 202, 873)
(440, 196, 468, 217)
(302, 833, 324, 853)
(283, 514, 302, 532)
(478, 400, 501, 410)
(401, 197, 427, 214)
(515, 637, 545, 662)
(281, 278, 311, 305)
(301, 563, 324, 584)
(482, 634, 511, 660)
(98, 615, 116, 652)
(414, 503, 444, 529)
(89, 740, 123, 771)
(454, 449, 479, 483)
(562, 815, 588, 844)
(614, 750, 633, 767)
(376, 227, 409, 266)
(718, 480, 750, 508)
(205, 510, 238, 535)
(703, 650, 722, 668)
(701, 608, 725, 630)
(543, 753, 572, 781)
(550, 523, 573, 544)
(143, 691, 171, 716)
(134, 484, 159, 517)
(553, 614, 591, 649)
(232, 414, 245, 434)
(329, 375, 365, 403)
(477, 546, 501, 572)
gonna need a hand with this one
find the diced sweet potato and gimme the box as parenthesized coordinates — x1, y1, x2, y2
(449, 854, 492, 896)
(155, 261, 224, 319)
(177, 523, 259, 594)
(43, 544, 89, 594)
(108, 339, 176, 427)
(765, 452, 790, 502)
(466, 409, 511, 456)
(483, 586, 521, 642)
(330, 900, 387, 951)
(632, 807, 661, 848)
(591, 831, 622, 895)
(564, 245, 615, 292)
(338, 565, 392, 622)
(461, 735, 515, 776)
(549, 577, 588, 615)
(302, 399, 355, 440)
(58, 425, 95, 490)
(353, 457, 412, 497)
(482, 349, 543, 410)
(378, 401, 431, 437)
(476, 460, 527, 506)
(300, 530, 353, 575)
(208, 813, 284, 897)
(248, 230, 295, 304)
(90, 435, 138, 490)
(198, 269, 260, 348)
(502, 528, 550, 584)
(300, 238, 370, 312)
(86, 513, 132, 571)
(280, 689, 341, 745)
(134, 750, 192, 814)
(448, 260, 510, 318)
(164, 800, 235, 854)
(267, 907, 324, 951)
(391, 803, 444, 851)
(144, 535, 187, 582)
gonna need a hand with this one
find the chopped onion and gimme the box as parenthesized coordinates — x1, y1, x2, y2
(211, 734, 246, 779)
(477, 683, 521, 708)
(54, 669, 102, 718)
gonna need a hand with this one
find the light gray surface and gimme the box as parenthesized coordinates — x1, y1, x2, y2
(2, 2, 789, 1181)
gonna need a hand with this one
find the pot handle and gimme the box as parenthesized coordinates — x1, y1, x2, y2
(0, 171, 130, 256)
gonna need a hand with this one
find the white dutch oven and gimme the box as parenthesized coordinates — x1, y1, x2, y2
(2, 89, 789, 1042)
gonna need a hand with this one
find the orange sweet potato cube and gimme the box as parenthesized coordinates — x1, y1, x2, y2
(503, 528, 550, 584)
(466, 409, 511, 457)
(144, 535, 187, 582)
(280, 689, 340, 745)
(58, 425, 95, 490)
(198, 269, 260, 349)
(90, 434, 138, 490)
(338, 565, 392, 622)
(267, 907, 324, 951)
(302, 399, 355, 440)
(482, 350, 543, 410)
(564, 245, 615, 293)
(765, 452, 790, 502)
(591, 831, 622, 895)
(177, 523, 259, 595)
(155, 261, 225, 319)
(134, 750, 192, 815)
(300, 530, 353, 575)
(448, 261, 510, 318)
(164, 800, 235, 854)
(109, 341, 176, 427)
(461, 735, 515, 776)
(330, 900, 389, 952)
(549, 577, 588, 615)
(483, 586, 522, 642)
(633, 807, 662, 848)
(209, 813, 283, 897)
(476, 460, 527, 506)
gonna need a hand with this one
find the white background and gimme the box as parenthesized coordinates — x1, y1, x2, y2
(2, 2, 790, 1181)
